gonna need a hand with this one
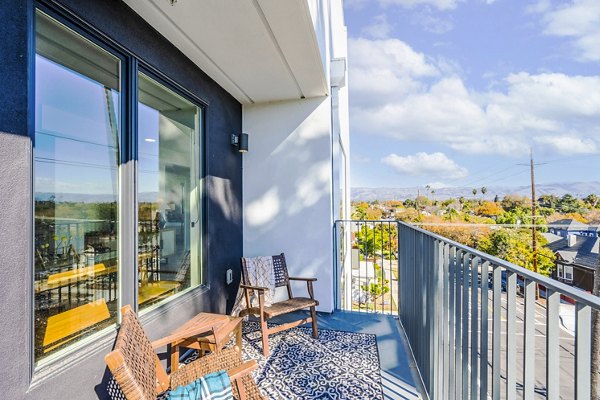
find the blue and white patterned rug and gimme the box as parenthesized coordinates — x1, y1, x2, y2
(108, 321, 384, 400)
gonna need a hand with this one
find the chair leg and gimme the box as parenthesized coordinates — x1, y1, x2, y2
(310, 306, 318, 339)
(260, 316, 270, 357)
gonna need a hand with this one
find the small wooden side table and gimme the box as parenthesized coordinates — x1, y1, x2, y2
(169, 312, 243, 372)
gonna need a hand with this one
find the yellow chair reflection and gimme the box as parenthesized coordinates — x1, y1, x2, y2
(43, 298, 111, 352)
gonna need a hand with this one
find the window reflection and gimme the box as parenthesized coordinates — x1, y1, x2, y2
(34, 11, 120, 361)
(137, 73, 202, 310)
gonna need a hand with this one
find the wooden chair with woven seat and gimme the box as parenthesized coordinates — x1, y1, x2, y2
(105, 305, 265, 400)
(239, 253, 318, 356)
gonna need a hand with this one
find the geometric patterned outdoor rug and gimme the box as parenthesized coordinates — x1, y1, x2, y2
(107, 320, 384, 400)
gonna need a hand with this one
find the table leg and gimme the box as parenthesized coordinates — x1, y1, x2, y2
(170, 344, 180, 372)
(236, 321, 242, 350)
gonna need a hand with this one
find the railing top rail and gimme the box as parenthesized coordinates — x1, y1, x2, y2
(335, 219, 600, 309)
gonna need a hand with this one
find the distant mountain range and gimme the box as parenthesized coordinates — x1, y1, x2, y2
(352, 181, 600, 202)
(35, 192, 159, 203)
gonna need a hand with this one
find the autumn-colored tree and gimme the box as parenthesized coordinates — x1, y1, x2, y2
(475, 201, 503, 217)
(352, 202, 369, 220)
(426, 224, 491, 248)
(561, 212, 589, 224)
(365, 207, 383, 220)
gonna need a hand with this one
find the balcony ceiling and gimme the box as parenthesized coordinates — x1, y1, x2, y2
(123, 0, 328, 104)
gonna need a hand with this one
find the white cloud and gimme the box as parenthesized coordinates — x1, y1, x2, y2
(379, 0, 464, 11)
(536, 0, 600, 61)
(382, 152, 469, 179)
(534, 135, 599, 154)
(348, 37, 600, 157)
(362, 15, 393, 39)
(349, 38, 438, 108)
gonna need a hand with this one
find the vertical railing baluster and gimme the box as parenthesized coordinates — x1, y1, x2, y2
(470, 256, 480, 400)
(575, 302, 591, 400)
(523, 278, 536, 400)
(436, 240, 445, 398)
(455, 250, 463, 399)
(449, 246, 456, 400)
(480, 261, 490, 400)
(546, 289, 560, 400)
(506, 272, 517, 400)
(462, 253, 469, 398)
(357, 221, 361, 312)
(492, 265, 502, 399)
(443, 243, 451, 399)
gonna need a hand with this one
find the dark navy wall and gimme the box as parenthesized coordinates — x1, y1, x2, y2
(0, 0, 243, 398)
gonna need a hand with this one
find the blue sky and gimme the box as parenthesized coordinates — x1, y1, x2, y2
(345, 0, 600, 189)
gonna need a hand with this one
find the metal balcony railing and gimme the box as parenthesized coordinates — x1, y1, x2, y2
(335, 220, 600, 400)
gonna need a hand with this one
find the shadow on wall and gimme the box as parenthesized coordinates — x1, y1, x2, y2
(243, 97, 333, 301)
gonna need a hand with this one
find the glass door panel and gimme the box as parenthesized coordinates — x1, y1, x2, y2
(137, 73, 201, 310)
(34, 10, 121, 362)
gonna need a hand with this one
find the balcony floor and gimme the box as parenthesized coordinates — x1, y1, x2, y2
(272, 310, 424, 400)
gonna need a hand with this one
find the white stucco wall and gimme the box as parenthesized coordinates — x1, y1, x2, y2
(242, 97, 334, 311)
(241, 0, 348, 313)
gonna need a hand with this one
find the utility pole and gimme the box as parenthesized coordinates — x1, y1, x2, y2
(518, 150, 546, 298)
(530, 150, 538, 277)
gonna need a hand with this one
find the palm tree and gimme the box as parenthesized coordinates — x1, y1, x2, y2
(472, 188, 477, 199)
(481, 186, 487, 197)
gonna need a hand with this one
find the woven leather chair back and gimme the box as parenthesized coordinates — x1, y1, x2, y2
(241, 253, 289, 288)
(109, 306, 162, 400)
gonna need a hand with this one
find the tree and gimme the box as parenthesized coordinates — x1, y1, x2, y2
(558, 194, 585, 214)
(403, 198, 416, 209)
(472, 188, 478, 198)
(476, 201, 502, 217)
(481, 186, 487, 197)
(361, 264, 390, 304)
(477, 229, 555, 276)
(352, 202, 369, 220)
(538, 194, 560, 210)
(356, 225, 381, 262)
(444, 207, 459, 222)
(584, 193, 600, 209)
(501, 194, 530, 211)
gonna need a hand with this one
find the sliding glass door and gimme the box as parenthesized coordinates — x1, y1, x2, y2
(33, 9, 205, 364)
(34, 10, 121, 360)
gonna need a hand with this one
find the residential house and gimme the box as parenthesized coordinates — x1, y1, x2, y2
(544, 232, 599, 292)
(547, 218, 589, 237)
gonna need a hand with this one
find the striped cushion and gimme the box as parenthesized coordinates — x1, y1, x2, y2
(168, 370, 233, 400)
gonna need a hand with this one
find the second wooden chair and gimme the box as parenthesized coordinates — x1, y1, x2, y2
(239, 253, 318, 356)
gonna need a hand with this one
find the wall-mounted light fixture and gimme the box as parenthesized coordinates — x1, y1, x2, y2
(231, 133, 249, 153)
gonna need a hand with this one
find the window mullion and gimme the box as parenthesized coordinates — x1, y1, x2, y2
(118, 56, 138, 318)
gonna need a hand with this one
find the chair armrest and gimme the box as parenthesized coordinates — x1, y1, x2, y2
(240, 284, 269, 292)
(228, 360, 258, 381)
(288, 277, 317, 282)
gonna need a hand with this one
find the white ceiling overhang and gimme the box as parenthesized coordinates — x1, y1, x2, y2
(123, 0, 328, 104)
